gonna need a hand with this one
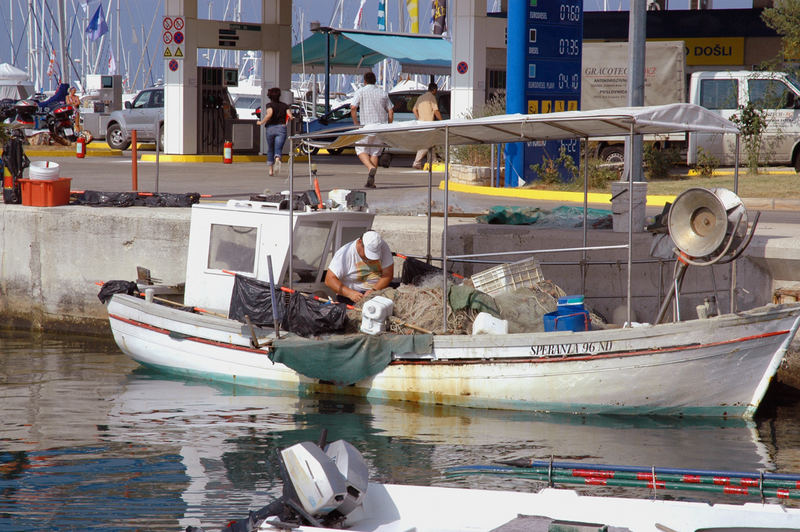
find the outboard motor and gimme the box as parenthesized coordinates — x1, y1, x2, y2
(186, 431, 369, 532)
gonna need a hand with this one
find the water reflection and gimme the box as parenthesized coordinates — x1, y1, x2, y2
(1, 333, 799, 530)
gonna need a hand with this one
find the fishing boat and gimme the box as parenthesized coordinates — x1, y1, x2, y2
(103, 103, 800, 418)
(185, 433, 800, 532)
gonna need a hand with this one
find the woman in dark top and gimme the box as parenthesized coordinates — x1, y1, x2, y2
(257, 87, 292, 176)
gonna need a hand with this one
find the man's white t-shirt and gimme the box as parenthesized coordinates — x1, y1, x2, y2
(328, 239, 393, 292)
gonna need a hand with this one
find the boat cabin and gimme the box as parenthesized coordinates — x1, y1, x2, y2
(183, 199, 374, 313)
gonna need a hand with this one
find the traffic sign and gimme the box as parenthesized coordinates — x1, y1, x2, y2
(174, 17, 184, 30)
(174, 47, 184, 58)
(456, 61, 468, 74)
(163, 47, 172, 58)
(163, 32, 173, 44)
(173, 31, 184, 45)
(163, 17, 173, 30)
(169, 59, 179, 72)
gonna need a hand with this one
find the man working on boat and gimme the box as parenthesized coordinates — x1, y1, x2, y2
(325, 231, 394, 304)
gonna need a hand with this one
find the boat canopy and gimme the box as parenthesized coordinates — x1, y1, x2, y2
(292, 30, 451, 75)
(296, 103, 740, 152)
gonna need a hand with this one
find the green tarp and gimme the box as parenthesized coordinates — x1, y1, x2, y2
(270, 333, 433, 385)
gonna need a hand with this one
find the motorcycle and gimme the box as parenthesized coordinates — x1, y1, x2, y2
(0, 83, 78, 146)
(45, 104, 78, 145)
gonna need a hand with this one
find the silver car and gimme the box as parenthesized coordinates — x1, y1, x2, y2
(105, 87, 164, 150)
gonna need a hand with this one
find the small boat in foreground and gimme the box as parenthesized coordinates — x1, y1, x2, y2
(104, 104, 800, 418)
(186, 434, 800, 532)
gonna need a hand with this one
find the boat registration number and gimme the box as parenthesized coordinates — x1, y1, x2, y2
(530, 341, 613, 357)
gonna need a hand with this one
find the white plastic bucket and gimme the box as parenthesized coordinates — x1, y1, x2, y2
(28, 161, 60, 181)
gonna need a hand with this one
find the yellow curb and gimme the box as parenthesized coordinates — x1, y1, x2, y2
(17, 148, 123, 157)
(438, 180, 676, 207)
(686, 168, 797, 176)
(139, 153, 268, 163)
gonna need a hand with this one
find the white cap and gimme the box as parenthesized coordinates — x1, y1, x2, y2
(362, 231, 383, 260)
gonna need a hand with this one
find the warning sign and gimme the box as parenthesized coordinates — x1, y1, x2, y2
(174, 47, 184, 58)
(163, 47, 172, 58)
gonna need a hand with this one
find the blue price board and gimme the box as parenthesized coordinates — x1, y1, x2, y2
(525, 61, 581, 94)
(527, 0, 582, 26)
(526, 25, 582, 59)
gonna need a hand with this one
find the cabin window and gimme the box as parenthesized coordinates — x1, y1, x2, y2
(291, 222, 333, 281)
(699, 79, 738, 110)
(748, 79, 795, 109)
(207, 224, 257, 273)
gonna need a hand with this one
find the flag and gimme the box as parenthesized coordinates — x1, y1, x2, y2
(353, 0, 367, 29)
(406, 0, 419, 33)
(377, 0, 386, 31)
(86, 3, 109, 42)
(46, 48, 56, 77)
(108, 49, 117, 75)
(432, 0, 447, 36)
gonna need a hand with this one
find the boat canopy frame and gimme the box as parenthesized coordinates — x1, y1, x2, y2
(287, 103, 742, 331)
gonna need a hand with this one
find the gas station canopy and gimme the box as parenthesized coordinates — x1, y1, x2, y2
(291, 30, 451, 75)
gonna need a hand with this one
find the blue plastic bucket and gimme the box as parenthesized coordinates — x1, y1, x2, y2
(543, 308, 590, 332)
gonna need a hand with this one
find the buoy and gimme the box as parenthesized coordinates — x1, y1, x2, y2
(223, 140, 233, 164)
(76, 136, 86, 158)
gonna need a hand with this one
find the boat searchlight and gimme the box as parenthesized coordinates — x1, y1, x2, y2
(656, 187, 760, 324)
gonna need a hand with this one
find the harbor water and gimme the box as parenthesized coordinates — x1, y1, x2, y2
(2, 330, 800, 531)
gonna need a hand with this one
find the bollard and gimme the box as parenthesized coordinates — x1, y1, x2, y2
(131, 129, 138, 191)
(223, 140, 233, 164)
(75, 136, 86, 158)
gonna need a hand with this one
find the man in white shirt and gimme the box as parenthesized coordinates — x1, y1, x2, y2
(325, 231, 394, 304)
(350, 71, 394, 188)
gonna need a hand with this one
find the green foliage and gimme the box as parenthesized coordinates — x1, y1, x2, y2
(730, 102, 768, 174)
(762, 0, 800, 64)
(0, 122, 9, 146)
(694, 147, 719, 177)
(583, 157, 621, 189)
(450, 93, 506, 167)
(528, 144, 579, 185)
(643, 144, 681, 179)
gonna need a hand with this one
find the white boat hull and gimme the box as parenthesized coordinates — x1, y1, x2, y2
(254, 483, 800, 532)
(107, 294, 800, 418)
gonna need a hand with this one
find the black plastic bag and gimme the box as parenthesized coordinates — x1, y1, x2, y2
(141, 192, 201, 207)
(401, 256, 443, 285)
(283, 292, 347, 337)
(97, 280, 138, 303)
(228, 274, 285, 327)
(73, 190, 138, 207)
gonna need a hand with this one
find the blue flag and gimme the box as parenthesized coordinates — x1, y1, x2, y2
(86, 3, 109, 42)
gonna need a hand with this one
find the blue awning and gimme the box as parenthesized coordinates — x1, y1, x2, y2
(292, 31, 451, 75)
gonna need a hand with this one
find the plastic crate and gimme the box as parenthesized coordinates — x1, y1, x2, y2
(19, 177, 72, 207)
(470, 257, 543, 296)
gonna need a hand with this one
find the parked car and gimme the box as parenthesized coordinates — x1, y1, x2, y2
(105, 87, 164, 150)
(300, 90, 450, 156)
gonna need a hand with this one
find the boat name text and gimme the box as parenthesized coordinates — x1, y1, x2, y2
(530, 341, 613, 357)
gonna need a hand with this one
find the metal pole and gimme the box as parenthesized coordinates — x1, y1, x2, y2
(626, 124, 634, 325)
(267, 254, 281, 339)
(626, 0, 646, 182)
(426, 147, 432, 262)
(155, 119, 160, 192)
(582, 137, 589, 295)
(324, 30, 330, 115)
(731, 134, 741, 314)
(442, 127, 449, 333)
(131, 129, 138, 191)
(288, 138, 294, 291)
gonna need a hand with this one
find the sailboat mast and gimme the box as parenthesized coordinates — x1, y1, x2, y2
(57, 0, 67, 83)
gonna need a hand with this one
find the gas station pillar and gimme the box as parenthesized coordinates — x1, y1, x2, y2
(451, 0, 486, 119)
(163, 0, 198, 155)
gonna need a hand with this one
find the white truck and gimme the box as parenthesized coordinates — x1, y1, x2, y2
(583, 41, 800, 170)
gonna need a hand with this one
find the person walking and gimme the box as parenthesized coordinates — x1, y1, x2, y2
(350, 71, 393, 188)
(412, 82, 443, 169)
(257, 87, 292, 176)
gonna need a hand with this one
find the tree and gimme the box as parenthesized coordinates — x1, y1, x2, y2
(761, 0, 800, 64)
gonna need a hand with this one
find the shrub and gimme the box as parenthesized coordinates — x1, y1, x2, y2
(528, 144, 579, 185)
(643, 144, 681, 179)
(450, 93, 506, 167)
(730, 102, 768, 174)
(694, 147, 719, 177)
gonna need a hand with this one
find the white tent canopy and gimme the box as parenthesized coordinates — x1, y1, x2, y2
(0, 63, 34, 100)
(302, 103, 740, 152)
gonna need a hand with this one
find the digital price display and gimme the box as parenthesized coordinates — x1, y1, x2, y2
(522, 0, 583, 184)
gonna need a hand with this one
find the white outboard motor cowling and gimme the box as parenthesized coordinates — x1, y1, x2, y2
(280, 442, 348, 517)
(325, 439, 369, 515)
